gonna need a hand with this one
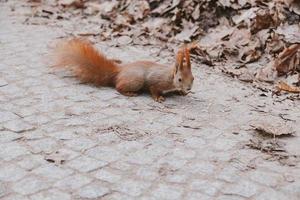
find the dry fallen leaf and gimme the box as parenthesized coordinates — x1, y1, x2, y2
(276, 81, 300, 93)
(275, 44, 300, 75)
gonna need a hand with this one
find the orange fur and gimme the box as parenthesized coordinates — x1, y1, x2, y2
(53, 39, 119, 86)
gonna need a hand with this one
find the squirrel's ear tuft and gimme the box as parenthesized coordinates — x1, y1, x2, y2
(175, 50, 184, 73)
(184, 47, 191, 69)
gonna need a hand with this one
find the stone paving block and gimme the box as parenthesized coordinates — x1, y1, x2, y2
(125, 145, 169, 165)
(183, 136, 206, 148)
(0, 110, 19, 123)
(113, 179, 151, 197)
(0, 79, 8, 87)
(32, 164, 73, 179)
(247, 170, 282, 187)
(256, 188, 295, 200)
(136, 167, 158, 181)
(17, 154, 47, 170)
(49, 130, 79, 140)
(54, 174, 93, 190)
(76, 182, 110, 199)
(2, 194, 30, 200)
(0, 182, 9, 198)
(184, 161, 216, 176)
(86, 146, 122, 162)
(165, 173, 187, 183)
(0, 163, 27, 182)
(0, 142, 29, 161)
(109, 161, 133, 171)
(281, 181, 300, 199)
(12, 176, 50, 195)
(45, 148, 80, 164)
(64, 138, 97, 152)
(172, 147, 196, 159)
(2, 119, 35, 133)
(66, 156, 107, 172)
(223, 180, 260, 198)
(215, 195, 246, 200)
(23, 114, 52, 126)
(93, 169, 121, 183)
(184, 192, 211, 200)
(26, 138, 58, 154)
(101, 192, 134, 200)
(156, 155, 188, 170)
(217, 165, 240, 183)
(190, 180, 223, 196)
(152, 184, 183, 200)
(0, 131, 22, 143)
(30, 189, 71, 200)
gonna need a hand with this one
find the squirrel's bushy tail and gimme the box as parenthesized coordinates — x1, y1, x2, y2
(53, 39, 119, 86)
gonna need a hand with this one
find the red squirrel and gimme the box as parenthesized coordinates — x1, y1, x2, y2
(53, 39, 194, 102)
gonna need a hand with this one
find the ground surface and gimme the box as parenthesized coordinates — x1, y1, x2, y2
(0, 1, 300, 200)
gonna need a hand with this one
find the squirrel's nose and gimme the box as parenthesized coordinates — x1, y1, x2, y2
(187, 87, 191, 91)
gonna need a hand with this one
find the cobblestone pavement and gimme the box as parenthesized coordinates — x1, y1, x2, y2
(0, 1, 300, 200)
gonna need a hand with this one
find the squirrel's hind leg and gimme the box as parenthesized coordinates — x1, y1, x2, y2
(115, 78, 144, 97)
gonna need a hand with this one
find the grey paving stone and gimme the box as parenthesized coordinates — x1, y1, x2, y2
(125, 145, 168, 165)
(17, 154, 47, 170)
(93, 169, 121, 183)
(64, 138, 97, 151)
(184, 192, 211, 200)
(0, 110, 19, 123)
(12, 176, 50, 195)
(113, 179, 151, 197)
(217, 165, 240, 183)
(76, 182, 110, 199)
(165, 173, 187, 183)
(101, 192, 134, 200)
(54, 174, 93, 190)
(2, 194, 30, 200)
(281, 181, 300, 199)
(0, 131, 22, 143)
(32, 164, 73, 179)
(66, 156, 107, 172)
(136, 167, 158, 181)
(184, 136, 206, 148)
(223, 180, 260, 198)
(0, 142, 29, 161)
(172, 147, 196, 159)
(216, 195, 246, 200)
(23, 114, 52, 125)
(2, 119, 35, 133)
(30, 189, 71, 200)
(248, 170, 282, 187)
(256, 188, 295, 200)
(86, 146, 122, 162)
(26, 138, 58, 154)
(0, 182, 9, 198)
(184, 161, 216, 175)
(152, 184, 183, 200)
(0, 163, 27, 182)
(50, 130, 79, 140)
(190, 180, 223, 196)
(0, 79, 8, 87)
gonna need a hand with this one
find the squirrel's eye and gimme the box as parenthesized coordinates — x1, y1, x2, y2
(178, 78, 182, 82)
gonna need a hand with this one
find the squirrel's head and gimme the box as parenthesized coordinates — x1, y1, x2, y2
(173, 47, 194, 93)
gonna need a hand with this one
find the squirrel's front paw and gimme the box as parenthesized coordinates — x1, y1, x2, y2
(154, 96, 165, 103)
(178, 91, 188, 96)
